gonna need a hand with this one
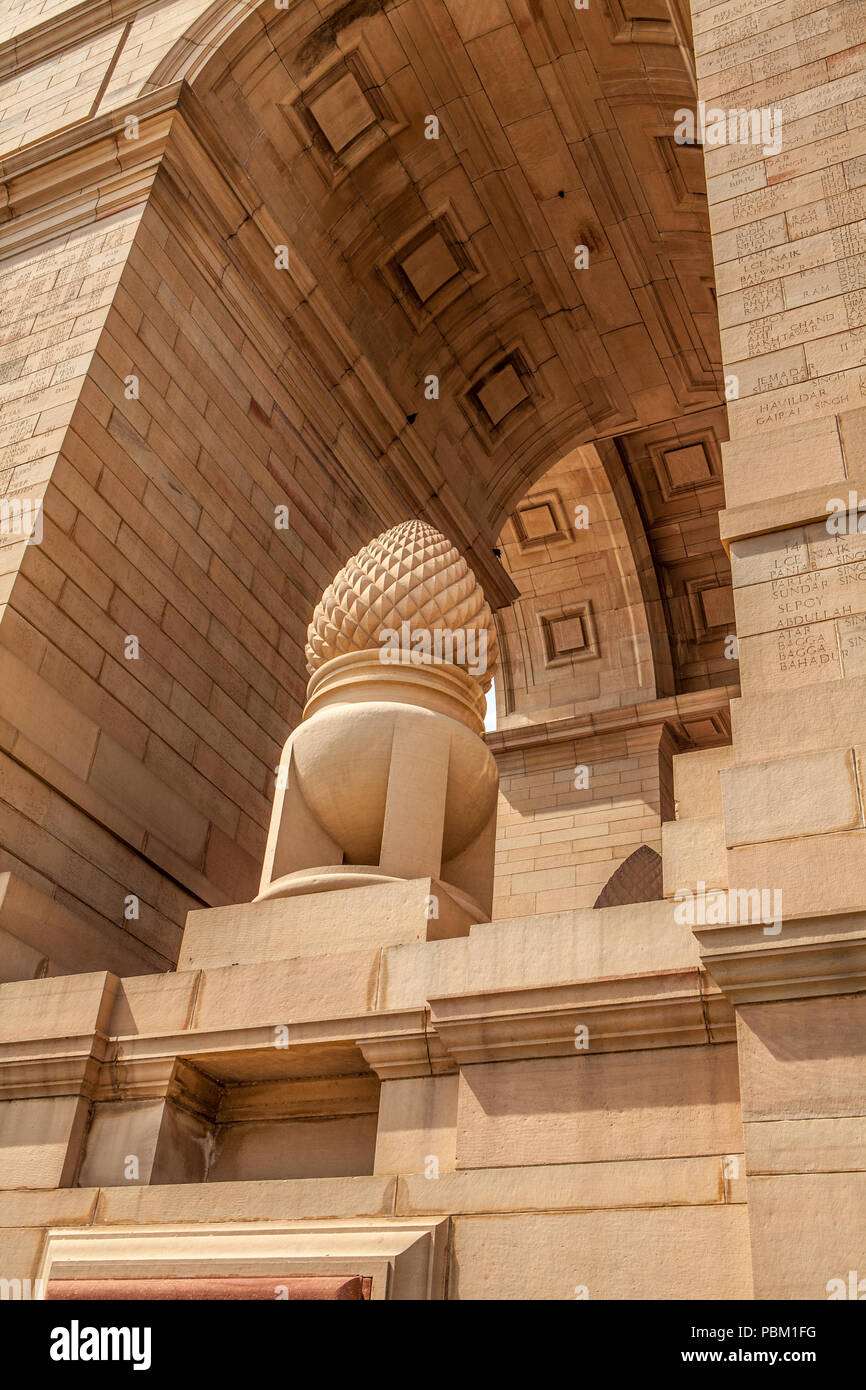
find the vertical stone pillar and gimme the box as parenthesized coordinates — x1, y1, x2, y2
(690, 0, 866, 1296)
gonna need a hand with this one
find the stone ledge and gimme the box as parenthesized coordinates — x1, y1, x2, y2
(428, 970, 734, 1063)
(0, 1153, 746, 1230)
(0, 961, 740, 1104)
(719, 470, 866, 547)
(693, 909, 866, 1003)
(487, 686, 736, 754)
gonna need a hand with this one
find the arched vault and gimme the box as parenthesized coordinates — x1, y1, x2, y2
(0, 0, 738, 956)
(92, 0, 732, 673)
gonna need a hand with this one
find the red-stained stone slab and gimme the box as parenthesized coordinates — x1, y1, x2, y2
(46, 1276, 372, 1301)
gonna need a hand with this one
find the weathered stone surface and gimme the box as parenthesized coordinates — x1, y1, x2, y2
(0, 1189, 98, 1229)
(737, 996, 866, 1122)
(456, 1046, 743, 1169)
(747, 1173, 866, 1300)
(374, 1075, 458, 1175)
(0, 970, 115, 1042)
(190, 952, 381, 1031)
(0, 1097, 88, 1190)
(396, 1155, 741, 1216)
(662, 816, 728, 893)
(179, 879, 475, 970)
(744, 1116, 866, 1175)
(450, 1207, 753, 1300)
(722, 748, 862, 846)
(0, 1227, 46, 1283)
(97, 1176, 397, 1225)
(206, 1115, 378, 1184)
(673, 746, 734, 820)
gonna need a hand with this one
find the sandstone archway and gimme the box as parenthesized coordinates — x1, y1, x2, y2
(0, 0, 735, 964)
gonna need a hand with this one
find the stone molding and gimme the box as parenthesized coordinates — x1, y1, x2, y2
(0, 84, 182, 254)
(427, 970, 734, 1064)
(0, 1036, 102, 1102)
(0, 966, 736, 1102)
(719, 469, 866, 548)
(692, 911, 866, 1005)
(7, 917, 858, 1105)
(0, 0, 146, 78)
(355, 1011, 456, 1081)
(37, 1217, 450, 1300)
(486, 686, 735, 755)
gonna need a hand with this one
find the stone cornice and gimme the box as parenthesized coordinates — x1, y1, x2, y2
(0, 965, 739, 1099)
(428, 970, 735, 1064)
(0, 81, 182, 183)
(355, 1013, 456, 1081)
(17, 927, 861, 1091)
(95, 1055, 223, 1116)
(0, 0, 145, 78)
(0, 1034, 106, 1100)
(487, 685, 736, 756)
(0, 83, 183, 256)
(692, 910, 866, 1004)
(719, 474, 866, 550)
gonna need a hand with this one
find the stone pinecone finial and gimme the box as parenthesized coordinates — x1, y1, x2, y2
(305, 520, 499, 691)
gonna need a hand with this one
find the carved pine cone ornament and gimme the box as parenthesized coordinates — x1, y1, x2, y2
(305, 520, 499, 691)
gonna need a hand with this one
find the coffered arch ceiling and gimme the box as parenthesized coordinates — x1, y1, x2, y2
(494, 442, 671, 721)
(495, 427, 736, 733)
(145, 0, 734, 693)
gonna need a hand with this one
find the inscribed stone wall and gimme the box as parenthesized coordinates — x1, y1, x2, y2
(690, 0, 866, 1301)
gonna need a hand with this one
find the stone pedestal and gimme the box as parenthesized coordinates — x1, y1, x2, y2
(180, 877, 478, 970)
(258, 651, 498, 922)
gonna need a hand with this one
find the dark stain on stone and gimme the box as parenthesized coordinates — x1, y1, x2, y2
(298, 0, 392, 72)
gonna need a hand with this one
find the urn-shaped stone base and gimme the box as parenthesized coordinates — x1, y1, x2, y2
(257, 651, 498, 921)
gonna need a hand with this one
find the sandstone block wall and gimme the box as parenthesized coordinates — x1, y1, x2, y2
(1, 177, 387, 967)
